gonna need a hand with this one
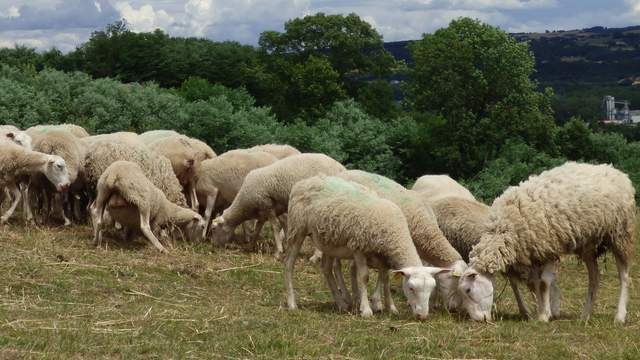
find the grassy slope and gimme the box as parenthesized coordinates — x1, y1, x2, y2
(0, 214, 639, 360)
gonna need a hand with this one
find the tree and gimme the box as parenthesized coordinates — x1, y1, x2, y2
(253, 13, 397, 123)
(405, 17, 556, 178)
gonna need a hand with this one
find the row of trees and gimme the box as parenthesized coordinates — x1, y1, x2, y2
(2, 16, 640, 201)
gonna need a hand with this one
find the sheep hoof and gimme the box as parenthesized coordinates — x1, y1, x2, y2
(360, 307, 373, 318)
(388, 305, 399, 315)
(371, 300, 383, 312)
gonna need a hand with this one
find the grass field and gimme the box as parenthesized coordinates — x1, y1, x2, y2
(0, 213, 639, 360)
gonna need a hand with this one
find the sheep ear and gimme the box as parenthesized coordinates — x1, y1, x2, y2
(466, 271, 478, 279)
(48, 157, 55, 163)
(453, 269, 463, 277)
(425, 267, 451, 275)
(6, 132, 14, 139)
(391, 269, 407, 280)
(192, 215, 199, 221)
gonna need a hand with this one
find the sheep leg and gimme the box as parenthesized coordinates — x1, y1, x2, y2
(248, 219, 266, 251)
(370, 274, 383, 312)
(61, 190, 72, 226)
(124, 227, 134, 242)
(353, 250, 373, 318)
(90, 200, 105, 247)
(508, 274, 531, 317)
(332, 258, 353, 305)
(285, 229, 306, 310)
(536, 260, 556, 322)
(241, 221, 253, 245)
(188, 179, 199, 211)
(380, 269, 398, 314)
(309, 248, 323, 264)
(267, 211, 284, 259)
(202, 192, 218, 237)
(581, 251, 600, 321)
(139, 211, 168, 254)
(614, 254, 630, 323)
(23, 181, 35, 223)
(0, 183, 21, 224)
(321, 255, 349, 310)
(550, 273, 561, 320)
(348, 260, 360, 303)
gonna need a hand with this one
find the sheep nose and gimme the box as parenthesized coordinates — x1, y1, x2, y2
(415, 314, 428, 321)
(60, 184, 70, 191)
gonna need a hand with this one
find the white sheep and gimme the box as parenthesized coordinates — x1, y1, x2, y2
(1, 125, 32, 151)
(249, 144, 301, 159)
(26, 124, 90, 144)
(91, 161, 207, 253)
(210, 153, 346, 258)
(84, 141, 187, 207)
(430, 195, 561, 319)
(195, 149, 279, 238)
(285, 175, 448, 319)
(412, 174, 476, 204)
(84, 132, 146, 146)
(24, 130, 88, 225)
(0, 140, 71, 223)
(460, 162, 636, 323)
(334, 170, 468, 312)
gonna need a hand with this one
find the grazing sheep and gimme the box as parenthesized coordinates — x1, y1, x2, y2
(335, 170, 468, 312)
(0, 141, 71, 223)
(211, 153, 346, 258)
(92, 161, 206, 253)
(195, 149, 279, 238)
(141, 130, 216, 161)
(460, 162, 636, 323)
(25, 124, 90, 143)
(412, 174, 476, 204)
(25, 130, 88, 225)
(84, 132, 146, 146)
(147, 135, 203, 211)
(1, 125, 32, 151)
(84, 141, 187, 207)
(285, 175, 449, 319)
(430, 195, 561, 319)
(250, 144, 301, 159)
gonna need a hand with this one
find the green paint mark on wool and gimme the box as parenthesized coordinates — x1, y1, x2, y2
(363, 172, 393, 192)
(325, 177, 368, 199)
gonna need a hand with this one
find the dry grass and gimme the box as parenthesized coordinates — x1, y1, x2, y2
(0, 210, 639, 359)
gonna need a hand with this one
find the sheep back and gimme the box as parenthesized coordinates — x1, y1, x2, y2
(412, 174, 476, 204)
(250, 144, 301, 159)
(469, 162, 636, 275)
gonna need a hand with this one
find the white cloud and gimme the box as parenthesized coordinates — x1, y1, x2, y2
(393, 0, 557, 10)
(0, 6, 20, 18)
(94, 2, 102, 12)
(114, 2, 175, 33)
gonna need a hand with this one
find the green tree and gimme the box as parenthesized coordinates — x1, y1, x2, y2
(405, 17, 556, 178)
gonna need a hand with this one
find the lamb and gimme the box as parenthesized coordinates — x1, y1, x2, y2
(91, 161, 207, 253)
(210, 153, 346, 258)
(195, 149, 279, 238)
(334, 170, 468, 312)
(84, 141, 187, 207)
(250, 144, 301, 159)
(24, 130, 88, 225)
(147, 135, 208, 211)
(429, 195, 561, 319)
(1, 125, 32, 151)
(411, 174, 476, 204)
(460, 162, 636, 323)
(285, 175, 449, 319)
(0, 140, 71, 223)
(26, 124, 90, 143)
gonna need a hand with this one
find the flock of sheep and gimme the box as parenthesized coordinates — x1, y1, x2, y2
(0, 123, 636, 324)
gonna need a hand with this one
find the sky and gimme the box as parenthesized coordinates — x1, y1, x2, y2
(1, 0, 640, 53)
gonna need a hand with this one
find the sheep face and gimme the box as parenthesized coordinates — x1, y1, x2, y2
(210, 217, 234, 246)
(458, 267, 495, 322)
(184, 215, 207, 242)
(435, 260, 467, 313)
(394, 266, 449, 321)
(44, 155, 71, 192)
(7, 132, 32, 151)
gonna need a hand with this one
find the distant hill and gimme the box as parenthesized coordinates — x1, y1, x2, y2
(383, 25, 640, 95)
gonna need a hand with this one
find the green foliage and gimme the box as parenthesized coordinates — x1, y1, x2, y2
(405, 17, 557, 178)
(465, 141, 567, 202)
(171, 76, 256, 110)
(0, 65, 57, 128)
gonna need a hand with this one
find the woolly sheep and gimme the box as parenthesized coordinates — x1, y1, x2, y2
(84, 141, 187, 207)
(91, 161, 207, 253)
(84, 132, 146, 146)
(1, 125, 32, 151)
(250, 144, 301, 160)
(141, 130, 216, 161)
(335, 170, 468, 312)
(460, 162, 636, 323)
(412, 174, 476, 204)
(0, 141, 70, 223)
(24, 130, 88, 225)
(195, 149, 279, 238)
(285, 175, 449, 319)
(147, 135, 204, 211)
(211, 153, 346, 258)
(430, 195, 560, 319)
(26, 124, 90, 143)
(139, 130, 180, 145)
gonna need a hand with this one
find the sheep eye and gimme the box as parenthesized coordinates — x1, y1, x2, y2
(408, 284, 414, 291)
(466, 288, 471, 294)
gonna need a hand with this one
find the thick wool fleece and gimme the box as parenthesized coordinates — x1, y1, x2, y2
(26, 124, 90, 143)
(288, 175, 422, 270)
(250, 144, 301, 160)
(430, 197, 490, 262)
(84, 132, 145, 147)
(97, 161, 198, 231)
(85, 141, 187, 207)
(148, 135, 199, 186)
(195, 149, 278, 203)
(220, 153, 346, 231)
(336, 170, 462, 265)
(0, 141, 54, 183)
(32, 130, 87, 184)
(469, 162, 636, 275)
(412, 174, 477, 204)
